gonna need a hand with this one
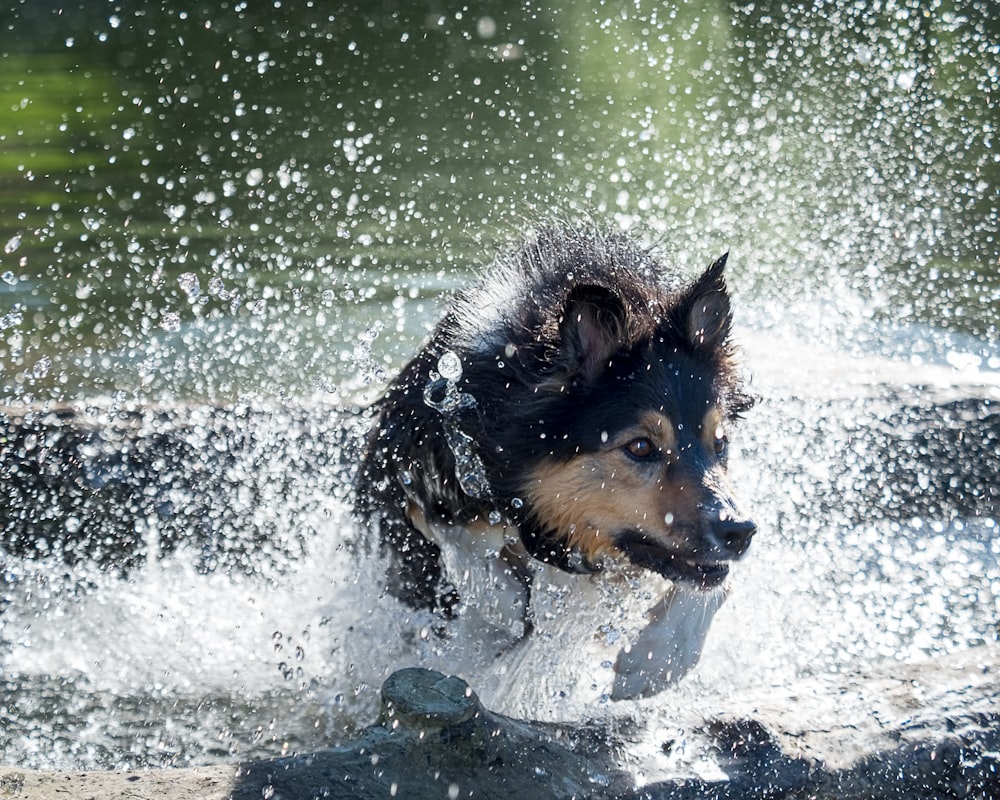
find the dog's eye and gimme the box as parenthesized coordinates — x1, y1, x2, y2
(713, 425, 728, 457)
(624, 437, 656, 459)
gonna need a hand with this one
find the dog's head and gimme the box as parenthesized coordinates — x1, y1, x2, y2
(484, 244, 756, 589)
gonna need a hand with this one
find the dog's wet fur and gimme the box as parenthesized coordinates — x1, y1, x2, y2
(355, 225, 756, 624)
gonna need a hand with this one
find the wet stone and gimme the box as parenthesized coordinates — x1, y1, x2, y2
(380, 668, 480, 730)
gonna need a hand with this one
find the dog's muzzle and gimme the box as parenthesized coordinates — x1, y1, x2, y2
(615, 509, 756, 588)
(709, 512, 756, 559)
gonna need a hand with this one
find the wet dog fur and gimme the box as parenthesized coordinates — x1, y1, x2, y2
(354, 225, 756, 648)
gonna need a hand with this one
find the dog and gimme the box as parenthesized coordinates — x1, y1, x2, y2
(354, 224, 756, 698)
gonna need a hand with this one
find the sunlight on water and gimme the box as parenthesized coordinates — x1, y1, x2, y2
(1, 0, 997, 777)
(2, 348, 997, 768)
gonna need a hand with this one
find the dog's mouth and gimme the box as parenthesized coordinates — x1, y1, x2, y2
(614, 531, 730, 588)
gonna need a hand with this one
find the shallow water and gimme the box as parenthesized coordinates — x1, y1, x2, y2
(1, 0, 998, 775)
(2, 334, 997, 771)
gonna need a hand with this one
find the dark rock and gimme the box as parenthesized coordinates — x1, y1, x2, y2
(0, 400, 358, 578)
(2, 649, 998, 799)
(231, 666, 629, 800)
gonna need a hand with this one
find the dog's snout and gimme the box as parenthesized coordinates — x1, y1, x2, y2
(713, 515, 756, 558)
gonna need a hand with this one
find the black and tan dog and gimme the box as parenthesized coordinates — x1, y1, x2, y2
(355, 225, 756, 698)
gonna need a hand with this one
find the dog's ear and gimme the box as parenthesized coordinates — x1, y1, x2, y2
(559, 285, 627, 381)
(675, 253, 732, 353)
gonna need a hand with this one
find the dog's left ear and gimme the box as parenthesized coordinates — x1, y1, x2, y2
(559, 284, 628, 381)
(675, 253, 732, 353)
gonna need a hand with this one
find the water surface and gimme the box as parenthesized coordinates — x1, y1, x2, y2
(1, 0, 997, 774)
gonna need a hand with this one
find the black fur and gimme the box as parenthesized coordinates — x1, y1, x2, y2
(354, 225, 753, 612)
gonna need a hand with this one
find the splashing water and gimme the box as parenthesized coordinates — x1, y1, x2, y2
(0, 0, 997, 777)
(2, 349, 996, 771)
(422, 353, 493, 500)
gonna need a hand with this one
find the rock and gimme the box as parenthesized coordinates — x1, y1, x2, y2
(0, 400, 358, 576)
(230, 666, 627, 799)
(1, 648, 998, 799)
(2, 388, 996, 578)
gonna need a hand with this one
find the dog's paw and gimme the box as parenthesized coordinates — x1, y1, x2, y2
(611, 584, 726, 700)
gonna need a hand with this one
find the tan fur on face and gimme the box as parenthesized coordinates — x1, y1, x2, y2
(522, 411, 684, 563)
(522, 407, 730, 564)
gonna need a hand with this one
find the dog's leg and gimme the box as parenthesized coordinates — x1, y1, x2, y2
(408, 503, 531, 642)
(379, 513, 455, 615)
(611, 584, 727, 700)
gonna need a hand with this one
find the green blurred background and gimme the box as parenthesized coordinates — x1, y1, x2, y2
(1, 0, 997, 402)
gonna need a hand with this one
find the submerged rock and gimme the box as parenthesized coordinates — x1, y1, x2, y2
(0, 400, 358, 576)
(1, 648, 997, 799)
(1, 387, 997, 578)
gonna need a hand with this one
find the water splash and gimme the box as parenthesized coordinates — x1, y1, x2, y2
(0, 0, 997, 777)
(422, 353, 492, 500)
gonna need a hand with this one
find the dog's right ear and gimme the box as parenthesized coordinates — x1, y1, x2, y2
(558, 285, 627, 381)
(674, 252, 733, 354)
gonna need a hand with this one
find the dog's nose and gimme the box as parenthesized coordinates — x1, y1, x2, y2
(713, 515, 756, 558)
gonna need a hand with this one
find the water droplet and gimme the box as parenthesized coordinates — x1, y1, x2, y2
(437, 351, 462, 381)
(476, 16, 496, 38)
(488, 510, 502, 525)
(165, 204, 187, 223)
(446, 427, 491, 499)
(4, 234, 21, 254)
(32, 356, 50, 379)
(588, 771, 611, 787)
(160, 312, 181, 332)
(178, 272, 200, 300)
(1, 271, 15, 285)
(511, 497, 524, 509)
(664, 512, 674, 526)
(896, 70, 916, 91)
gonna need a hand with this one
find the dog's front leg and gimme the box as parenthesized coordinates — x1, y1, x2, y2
(408, 503, 531, 642)
(611, 584, 727, 700)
